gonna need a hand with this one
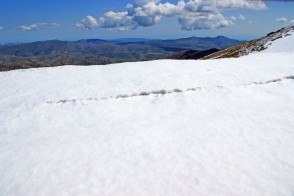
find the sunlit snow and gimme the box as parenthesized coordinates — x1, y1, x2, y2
(1, 32, 294, 196)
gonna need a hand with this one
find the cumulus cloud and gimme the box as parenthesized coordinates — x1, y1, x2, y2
(215, 0, 267, 10)
(179, 12, 234, 30)
(20, 24, 38, 31)
(76, 15, 99, 30)
(126, 4, 134, 9)
(99, 11, 133, 28)
(135, 0, 160, 6)
(290, 19, 294, 24)
(77, 0, 267, 31)
(275, 17, 288, 23)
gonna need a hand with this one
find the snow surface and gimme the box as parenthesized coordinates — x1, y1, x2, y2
(1, 41, 294, 195)
(263, 30, 294, 53)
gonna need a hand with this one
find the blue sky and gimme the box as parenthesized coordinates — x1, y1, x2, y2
(0, 0, 294, 43)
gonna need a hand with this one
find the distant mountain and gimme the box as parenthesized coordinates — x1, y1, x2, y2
(0, 36, 243, 71)
(160, 36, 240, 60)
(141, 36, 243, 51)
(0, 42, 23, 46)
(111, 38, 150, 43)
(75, 39, 108, 44)
(203, 25, 294, 59)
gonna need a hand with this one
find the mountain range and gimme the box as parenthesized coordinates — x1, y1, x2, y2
(0, 36, 243, 71)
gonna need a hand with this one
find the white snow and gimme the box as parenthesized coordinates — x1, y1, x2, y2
(1, 37, 294, 195)
(263, 30, 294, 53)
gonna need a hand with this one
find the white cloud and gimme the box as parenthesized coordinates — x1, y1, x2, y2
(87, 15, 98, 27)
(216, 0, 266, 10)
(239, 14, 246, 20)
(275, 17, 287, 23)
(178, 13, 233, 30)
(78, 0, 267, 31)
(290, 19, 294, 24)
(118, 27, 129, 31)
(98, 11, 133, 28)
(52, 22, 61, 27)
(230, 16, 237, 21)
(126, 4, 134, 9)
(20, 24, 38, 31)
(76, 15, 99, 30)
(135, 0, 160, 7)
(130, 1, 184, 27)
(0, 25, 3, 30)
(76, 23, 84, 29)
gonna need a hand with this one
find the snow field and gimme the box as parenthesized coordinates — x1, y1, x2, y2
(1, 36, 294, 195)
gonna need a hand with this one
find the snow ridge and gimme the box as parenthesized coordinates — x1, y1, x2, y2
(203, 25, 294, 59)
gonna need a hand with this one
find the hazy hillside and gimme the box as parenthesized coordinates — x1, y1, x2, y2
(143, 36, 242, 51)
(0, 40, 165, 71)
(0, 36, 243, 71)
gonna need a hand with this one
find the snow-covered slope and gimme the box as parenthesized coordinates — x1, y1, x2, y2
(262, 31, 294, 53)
(1, 35, 294, 195)
(203, 25, 294, 59)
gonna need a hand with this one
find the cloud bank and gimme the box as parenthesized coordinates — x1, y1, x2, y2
(77, 0, 267, 31)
